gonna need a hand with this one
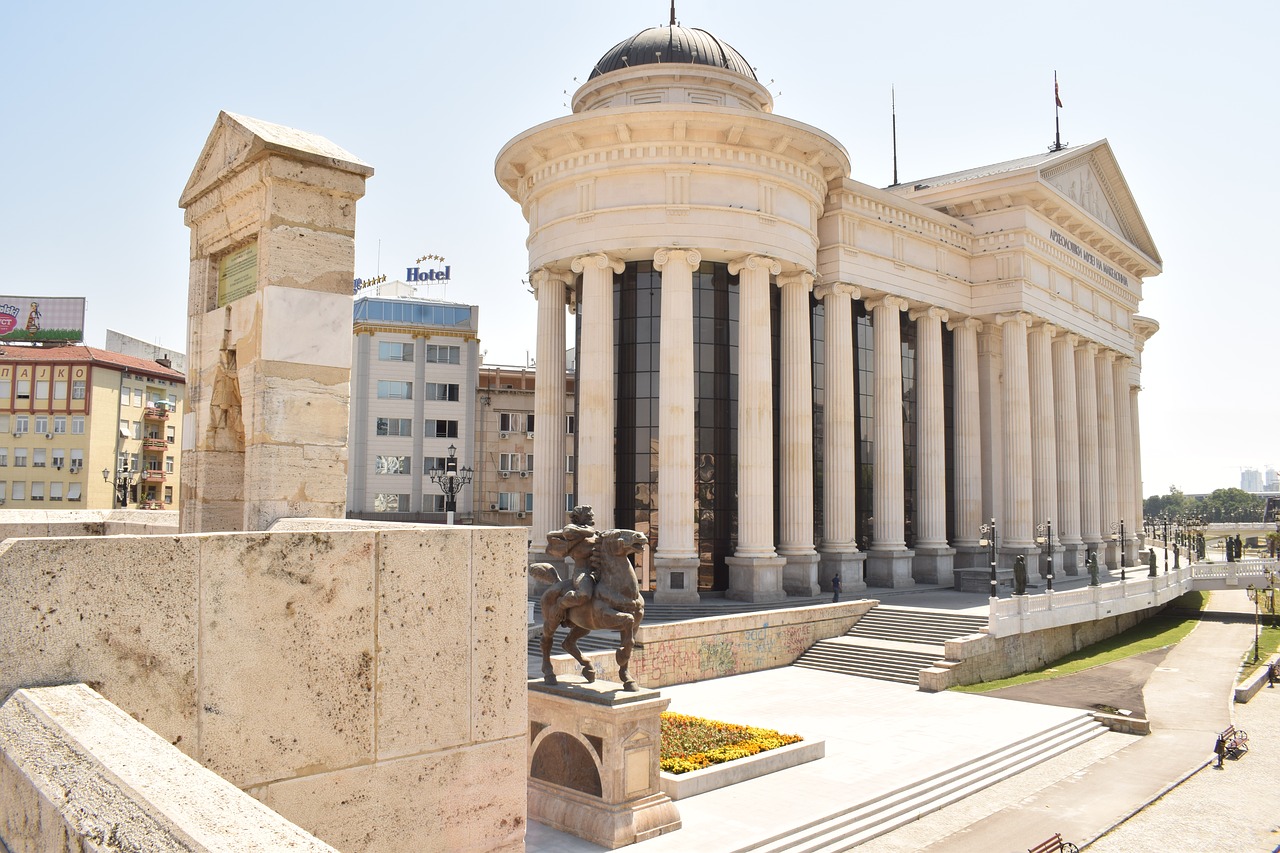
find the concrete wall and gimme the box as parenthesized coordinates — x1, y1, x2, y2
(0, 508, 178, 540)
(0, 684, 336, 852)
(919, 606, 1161, 692)
(546, 600, 877, 687)
(0, 522, 527, 853)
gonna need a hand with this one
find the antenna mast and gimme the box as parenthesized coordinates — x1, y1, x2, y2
(670, 1, 676, 26)
(891, 86, 899, 186)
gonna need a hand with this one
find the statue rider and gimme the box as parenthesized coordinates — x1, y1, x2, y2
(548, 505, 599, 608)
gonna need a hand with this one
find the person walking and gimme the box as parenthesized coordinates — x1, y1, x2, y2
(831, 571, 842, 603)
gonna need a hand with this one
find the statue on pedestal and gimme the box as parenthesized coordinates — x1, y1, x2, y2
(1013, 555, 1028, 595)
(1087, 551, 1099, 586)
(531, 506, 648, 691)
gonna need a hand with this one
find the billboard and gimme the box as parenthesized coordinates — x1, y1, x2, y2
(0, 297, 86, 343)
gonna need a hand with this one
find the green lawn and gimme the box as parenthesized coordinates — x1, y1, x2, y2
(952, 591, 1208, 694)
(1239, 621, 1280, 680)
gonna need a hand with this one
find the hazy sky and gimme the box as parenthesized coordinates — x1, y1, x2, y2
(2, 1, 1274, 497)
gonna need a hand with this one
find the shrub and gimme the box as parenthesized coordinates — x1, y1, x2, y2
(659, 711, 802, 774)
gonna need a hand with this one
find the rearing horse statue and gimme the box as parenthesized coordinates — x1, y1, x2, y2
(530, 506, 647, 691)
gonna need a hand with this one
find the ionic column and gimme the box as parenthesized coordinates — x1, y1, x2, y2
(1027, 322, 1060, 577)
(1096, 349, 1120, 568)
(651, 248, 701, 604)
(910, 305, 953, 585)
(865, 295, 913, 588)
(1113, 356, 1136, 565)
(977, 323, 1004, 533)
(777, 270, 819, 596)
(816, 282, 866, 592)
(725, 254, 785, 602)
(1076, 342, 1103, 564)
(999, 313, 1035, 561)
(948, 317, 984, 570)
(1130, 384, 1144, 541)
(1053, 333, 1084, 572)
(531, 268, 568, 560)
(571, 253, 623, 529)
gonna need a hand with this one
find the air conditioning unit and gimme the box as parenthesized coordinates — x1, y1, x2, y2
(516, 512, 527, 519)
(519, 471, 528, 478)
(500, 471, 510, 478)
(489, 503, 498, 510)
(526, 432, 535, 439)
(45, 433, 52, 440)
(499, 432, 509, 439)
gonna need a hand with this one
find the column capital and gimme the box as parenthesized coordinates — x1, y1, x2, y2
(1030, 321, 1059, 339)
(570, 252, 625, 275)
(1058, 331, 1081, 348)
(995, 311, 1032, 328)
(946, 316, 984, 333)
(1082, 340, 1100, 356)
(865, 294, 908, 313)
(653, 248, 702, 271)
(776, 270, 815, 291)
(1097, 348, 1117, 364)
(530, 267, 570, 292)
(727, 253, 780, 276)
(814, 281, 859, 301)
(908, 305, 948, 324)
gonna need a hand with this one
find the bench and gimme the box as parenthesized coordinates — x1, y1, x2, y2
(1216, 724, 1249, 760)
(1028, 833, 1078, 853)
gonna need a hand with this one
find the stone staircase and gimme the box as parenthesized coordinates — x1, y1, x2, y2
(732, 713, 1109, 853)
(792, 606, 988, 685)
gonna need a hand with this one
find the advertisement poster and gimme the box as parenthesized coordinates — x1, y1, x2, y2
(0, 297, 86, 343)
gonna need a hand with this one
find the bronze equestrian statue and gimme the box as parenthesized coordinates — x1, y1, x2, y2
(531, 506, 648, 691)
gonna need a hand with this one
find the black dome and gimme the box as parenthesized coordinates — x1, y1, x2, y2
(589, 25, 756, 81)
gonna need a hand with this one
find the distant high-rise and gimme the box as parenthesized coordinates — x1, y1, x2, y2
(1242, 468, 1263, 492)
(1266, 468, 1280, 492)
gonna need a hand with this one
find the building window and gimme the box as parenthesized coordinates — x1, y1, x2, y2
(129, 453, 139, 473)
(499, 453, 532, 473)
(375, 455, 411, 475)
(32, 449, 45, 468)
(168, 393, 177, 407)
(53, 380, 67, 401)
(0, 415, 7, 433)
(0, 482, 5, 501)
(11, 482, 24, 501)
(165, 455, 175, 474)
(424, 344, 461, 364)
(132, 421, 142, 439)
(67, 483, 82, 502)
(133, 389, 144, 407)
(70, 449, 83, 473)
(16, 380, 29, 400)
(119, 418, 129, 435)
(566, 415, 576, 434)
(378, 341, 415, 362)
(52, 450, 64, 469)
(14, 416, 28, 435)
(497, 491, 523, 511)
(498, 412, 533, 433)
(164, 486, 173, 504)
(49, 482, 62, 502)
(373, 493, 410, 512)
(35, 380, 49, 399)
(0, 380, 8, 399)
(14, 450, 26, 468)
(166, 425, 176, 443)
(53, 416, 66, 434)
(565, 493, 577, 512)
(526, 492, 535, 512)
(425, 382, 460, 401)
(30, 482, 43, 502)
(566, 455, 575, 474)
(424, 456, 447, 474)
(34, 416, 47, 434)
(71, 380, 86, 400)
(375, 417, 413, 437)
(0, 449, 6, 467)
(71, 416, 85, 435)
(423, 494, 445, 513)
(377, 380, 413, 399)
(429, 419, 459, 438)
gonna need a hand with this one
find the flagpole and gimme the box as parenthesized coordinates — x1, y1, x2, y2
(1051, 71, 1065, 152)
(891, 86, 899, 186)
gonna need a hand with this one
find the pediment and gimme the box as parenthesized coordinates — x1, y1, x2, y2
(180, 111, 373, 209)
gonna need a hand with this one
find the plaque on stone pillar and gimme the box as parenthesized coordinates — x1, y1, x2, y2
(528, 681, 681, 848)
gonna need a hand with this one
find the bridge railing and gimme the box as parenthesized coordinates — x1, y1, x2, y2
(987, 567, 1192, 638)
(1189, 559, 1280, 583)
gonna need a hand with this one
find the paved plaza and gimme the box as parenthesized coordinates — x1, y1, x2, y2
(528, 586, 1262, 851)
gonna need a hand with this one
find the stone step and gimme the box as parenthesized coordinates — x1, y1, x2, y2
(792, 639, 940, 684)
(734, 714, 1108, 853)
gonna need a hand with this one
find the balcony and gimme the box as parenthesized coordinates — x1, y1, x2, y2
(142, 437, 167, 451)
(143, 405, 170, 421)
(141, 470, 166, 484)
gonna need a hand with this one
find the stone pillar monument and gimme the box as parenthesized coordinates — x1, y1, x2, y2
(179, 112, 372, 532)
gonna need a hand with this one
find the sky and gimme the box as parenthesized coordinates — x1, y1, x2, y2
(2, 1, 1275, 497)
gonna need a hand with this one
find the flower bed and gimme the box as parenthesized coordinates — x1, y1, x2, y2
(660, 711, 802, 774)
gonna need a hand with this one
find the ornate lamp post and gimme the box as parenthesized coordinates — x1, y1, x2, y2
(101, 466, 136, 508)
(1248, 583, 1261, 663)
(427, 444, 473, 525)
(979, 518, 998, 598)
(1111, 519, 1126, 580)
(1035, 518, 1054, 592)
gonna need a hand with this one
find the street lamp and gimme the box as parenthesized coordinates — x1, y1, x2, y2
(101, 466, 135, 508)
(1035, 518, 1054, 592)
(979, 518, 998, 598)
(1248, 583, 1261, 663)
(1161, 513, 1170, 573)
(427, 444, 473, 525)
(1110, 520, 1127, 580)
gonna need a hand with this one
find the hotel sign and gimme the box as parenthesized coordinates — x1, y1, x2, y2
(1049, 230, 1128, 287)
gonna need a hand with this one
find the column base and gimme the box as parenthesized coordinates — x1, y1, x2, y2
(819, 549, 868, 594)
(999, 546, 1045, 589)
(782, 551, 821, 597)
(951, 544, 987, 571)
(652, 556, 701, 606)
(724, 554, 787, 603)
(1060, 541, 1085, 576)
(1037, 545, 1065, 578)
(865, 549, 915, 589)
(912, 546, 955, 586)
(1101, 540, 1120, 572)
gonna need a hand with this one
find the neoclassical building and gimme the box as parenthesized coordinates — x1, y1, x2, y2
(495, 22, 1160, 604)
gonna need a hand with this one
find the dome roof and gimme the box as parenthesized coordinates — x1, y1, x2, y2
(589, 25, 756, 81)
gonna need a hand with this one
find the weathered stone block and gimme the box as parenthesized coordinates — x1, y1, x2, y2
(472, 527, 530, 742)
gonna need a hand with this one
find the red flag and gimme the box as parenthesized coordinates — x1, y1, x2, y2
(1055, 77, 1063, 108)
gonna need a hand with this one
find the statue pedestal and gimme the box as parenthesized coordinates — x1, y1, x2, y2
(528, 679, 681, 849)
